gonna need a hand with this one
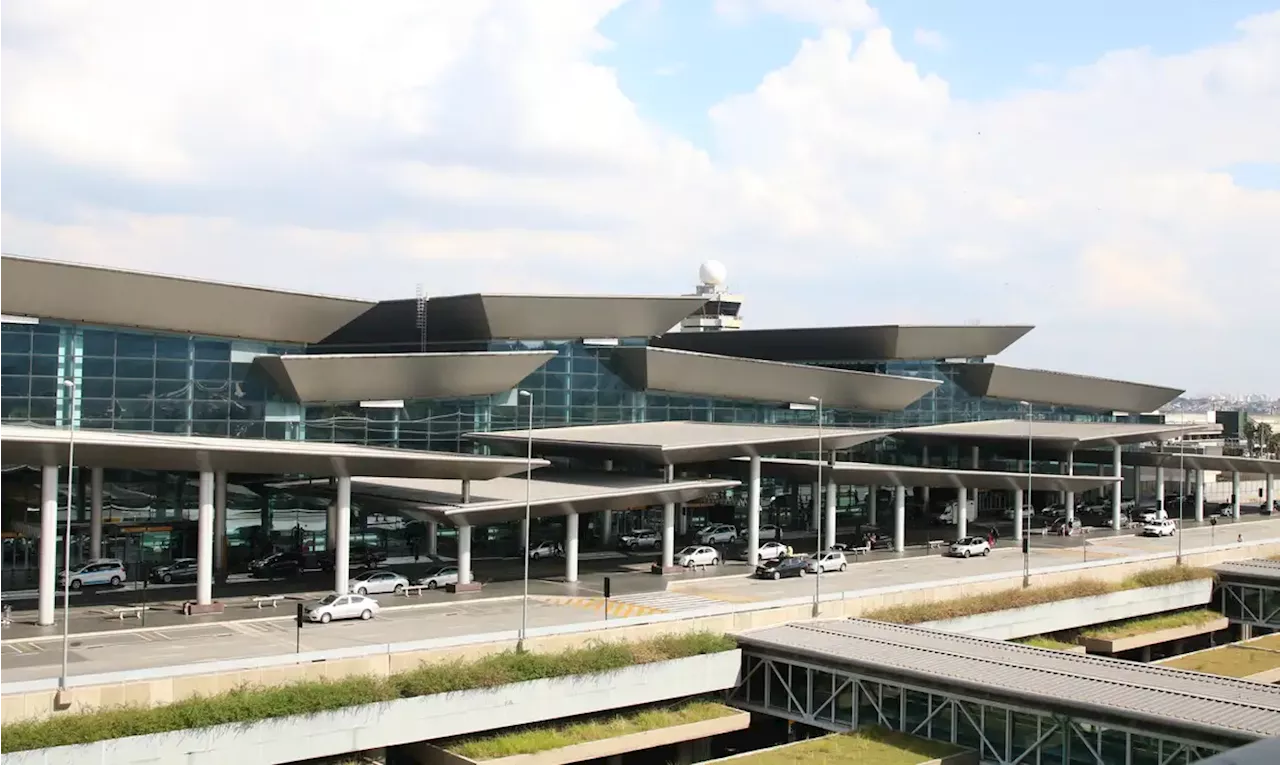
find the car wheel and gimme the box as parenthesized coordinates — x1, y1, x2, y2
(162, 573, 173, 584)
(70, 579, 82, 590)
(394, 584, 405, 595)
(963, 550, 971, 558)
(531, 552, 540, 561)
(982, 549, 990, 557)
(110, 576, 122, 586)
(426, 580, 438, 590)
(839, 563, 847, 572)
(320, 612, 331, 624)
(799, 568, 806, 577)
(711, 557, 719, 566)
(360, 609, 373, 621)
(357, 587, 368, 595)
(772, 571, 781, 580)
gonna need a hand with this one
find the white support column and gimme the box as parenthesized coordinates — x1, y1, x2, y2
(1133, 465, 1143, 506)
(921, 446, 931, 508)
(334, 476, 351, 593)
(893, 486, 905, 553)
(679, 507, 688, 536)
(89, 467, 104, 560)
(1065, 451, 1075, 523)
(811, 481, 821, 531)
(196, 470, 214, 605)
(1232, 472, 1241, 520)
(1266, 474, 1274, 517)
(1112, 444, 1123, 530)
(213, 471, 227, 576)
(825, 477, 837, 551)
(661, 464, 675, 570)
(564, 511, 579, 583)
(970, 446, 981, 513)
(602, 510, 614, 544)
(747, 455, 761, 567)
(1156, 464, 1166, 513)
(326, 503, 337, 551)
(1194, 470, 1205, 522)
(1014, 488, 1025, 542)
(956, 486, 968, 539)
(427, 521, 439, 556)
(868, 485, 878, 527)
(520, 519, 530, 552)
(457, 524, 472, 584)
(38, 465, 58, 627)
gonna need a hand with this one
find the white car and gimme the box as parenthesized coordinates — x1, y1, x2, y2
(305, 593, 380, 623)
(1002, 504, 1036, 521)
(349, 569, 410, 595)
(1139, 508, 1169, 523)
(759, 524, 782, 541)
(618, 529, 660, 550)
(1143, 519, 1178, 537)
(948, 537, 991, 558)
(696, 525, 738, 544)
(59, 560, 127, 589)
(527, 540, 564, 560)
(416, 565, 459, 590)
(674, 545, 720, 567)
(756, 541, 788, 561)
(807, 550, 848, 573)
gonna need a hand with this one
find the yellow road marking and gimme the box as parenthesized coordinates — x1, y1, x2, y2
(538, 596, 665, 618)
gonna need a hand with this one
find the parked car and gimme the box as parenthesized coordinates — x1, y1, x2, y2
(1143, 519, 1178, 537)
(859, 528, 893, 550)
(249, 552, 307, 578)
(304, 593, 379, 624)
(807, 550, 848, 573)
(349, 569, 410, 595)
(755, 540, 788, 561)
(674, 545, 720, 567)
(59, 560, 127, 589)
(318, 548, 387, 573)
(1041, 503, 1067, 519)
(416, 565, 459, 590)
(617, 529, 660, 551)
(696, 524, 738, 545)
(755, 556, 809, 580)
(1139, 508, 1169, 523)
(948, 537, 991, 558)
(759, 524, 782, 541)
(1048, 517, 1083, 536)
(527, 540, 564, 560)
(1263, 500, 1278, 516)
(149, 558, 198, 584)
(1002, 504, 1036, 521)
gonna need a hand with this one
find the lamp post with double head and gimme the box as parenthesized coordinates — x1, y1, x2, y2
(1177, 441, 1186, 565)
(58, 378, 77, 701)
(809, 395, 823, 618)
(517, 389, 533, 652)
(1019, 400, 1033, 588)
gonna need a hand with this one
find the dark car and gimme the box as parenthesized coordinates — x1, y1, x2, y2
(754, 556, 809, 580)
(149, 558, 198, 584)
(249, 552, 306, 579)
(317, 548, 388, 573)
(859, 528, 893, 550)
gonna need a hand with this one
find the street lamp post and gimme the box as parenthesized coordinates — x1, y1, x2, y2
(809, 395, 823, 618)
(1020, 400, 1033, 589)
(1177, 441, 1186, 565)
(517, 390, 533, 652)
(58, 378, 77, 703)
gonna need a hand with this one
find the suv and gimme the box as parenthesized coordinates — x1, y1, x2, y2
(948, 537, 991, 558)
(149, 558, 198, 584)
(696, 524, 738, 545)
(617, 529, 660, 551)
(1143, 519, 1177, 537)
(60, 560, 127, 589)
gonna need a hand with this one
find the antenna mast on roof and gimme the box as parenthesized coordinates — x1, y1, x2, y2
(415, 283, 428, 353)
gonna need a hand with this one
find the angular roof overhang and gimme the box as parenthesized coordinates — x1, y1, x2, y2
(469, 420, 894, 465)
(424, 293, 707, 341)
(1213, 559, 1280, 586)
(254, 351, 555, 404)
(0, 255, 375, 344)
(735, 457, 1119, 492)
(0, 425, 545, 481)
(608, 347, 941, 412)
(895, 419, 1221, 448)
(334, 473, 740, 525)
(1070, 449, 1280, 476)
(652, 324, 1034, 363)
(952, 364, 1183, 413)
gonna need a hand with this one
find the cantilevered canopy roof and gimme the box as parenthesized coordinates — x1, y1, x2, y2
(1071, 449, 1280, 476)
(735, 457, 1118, 492)
(896, 419, 1220, 448)
(608, 347, 940, 412)
(334, 472, 739, 525)
(0, 425, 545, 481)
(254, 351, 555, 404)
(469, 420, 894, 465)
(1213, 559, 1280, 586)
(652, 324, 1033, 363)
(424, 293, 707, 341)
(952, 364, 1183, 413)
(0, 254, 375, 344)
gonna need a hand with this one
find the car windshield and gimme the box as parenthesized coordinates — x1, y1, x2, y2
(353, 571, 376, 580)
(678, 546, 698, 555)
(319, 594, 338, 605)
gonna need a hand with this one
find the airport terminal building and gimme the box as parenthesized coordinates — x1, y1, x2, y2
(2, 254, 1275, 625)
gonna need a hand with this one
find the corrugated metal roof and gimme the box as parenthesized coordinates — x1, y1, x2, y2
(737, 619, 1280, 741)
(1215, 558, 1280, 585)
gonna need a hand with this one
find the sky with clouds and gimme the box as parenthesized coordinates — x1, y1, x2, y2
(3, 0, 1278, 395)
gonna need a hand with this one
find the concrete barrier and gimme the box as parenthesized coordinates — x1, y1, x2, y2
(0, 651, 742, 765)
(917, 579, 1214, 640)
(4, 536, 1277, 723)
(1077, 616, 1229, 654)
(700, 735, 978, 765)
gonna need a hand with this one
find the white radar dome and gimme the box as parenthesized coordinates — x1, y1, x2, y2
(698, 259, 728, 287)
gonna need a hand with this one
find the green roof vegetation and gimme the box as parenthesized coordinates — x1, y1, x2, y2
(1015, 635, 1079, 651)
(446, 700, 738, 760)
(1162, 634, 1280, 678)
(0, 632, 736, 754)
(726, 728, 963, 765)
(1079, 609, 1222, 640)
(865, 565, 1212, 625)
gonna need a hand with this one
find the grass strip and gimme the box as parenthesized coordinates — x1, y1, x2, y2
(1078, 609, 1221, 640)
(446, 700, 737, 760)
(1015, 635, 1079, 651)
(865, 565, 1211, 625)
(728, 727, 963, 765)
(1, 632, 736, 754)
(1162, 634, 1280, 678)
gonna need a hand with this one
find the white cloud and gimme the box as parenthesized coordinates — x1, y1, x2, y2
(714, 0, 879, 30)
(912, 27, 947, 51)
(3, 2, 1279, 392)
